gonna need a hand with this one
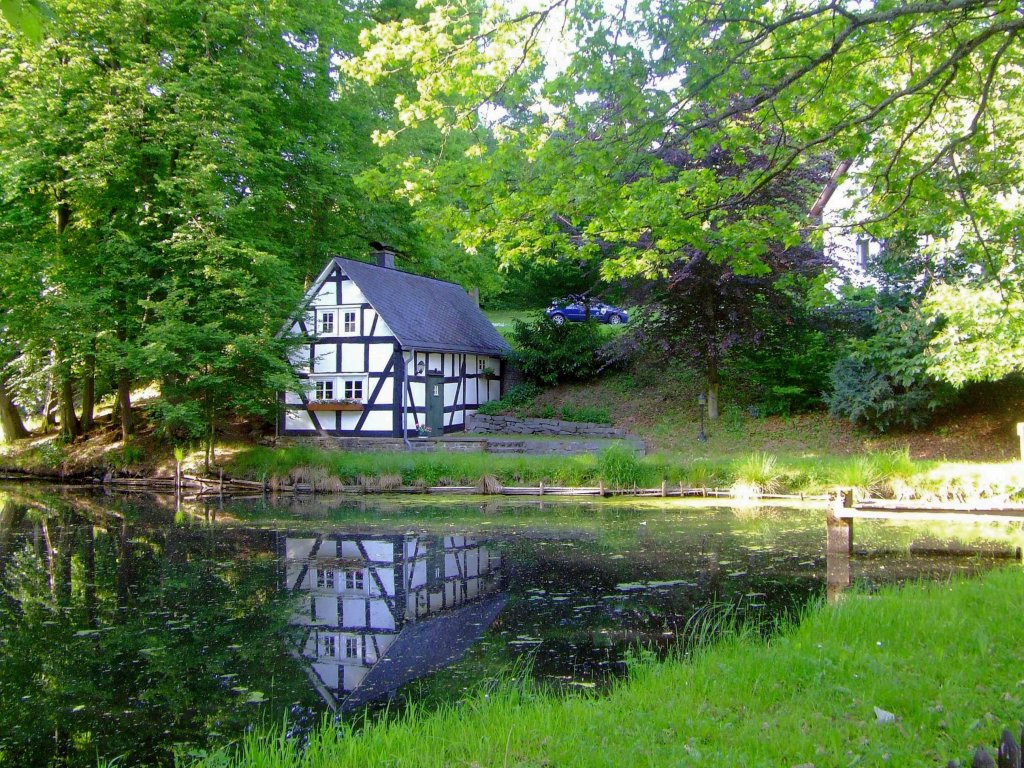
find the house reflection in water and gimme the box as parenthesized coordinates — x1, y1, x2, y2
(276, 532, 506, 711)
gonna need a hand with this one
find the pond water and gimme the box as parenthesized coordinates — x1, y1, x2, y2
(1, 485, 1020, 766)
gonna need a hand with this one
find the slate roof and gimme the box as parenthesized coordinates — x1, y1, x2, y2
(333, 258, 512, 356)
(340, 594, 508, 712)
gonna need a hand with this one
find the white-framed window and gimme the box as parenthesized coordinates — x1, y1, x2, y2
(345, 570, 365, 591)
(315, 380, 335, 401)
(319, 311, 335, 335)
(343, 378, 364, 402)
(477, 358, 486, 372)
(345, 636, 360, 659)
(343, 310, 357, 334)
(322, 635, 337, 657)
(316, 568, 335, 589)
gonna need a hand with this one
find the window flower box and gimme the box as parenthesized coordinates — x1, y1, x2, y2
(307, 400, 364, 412)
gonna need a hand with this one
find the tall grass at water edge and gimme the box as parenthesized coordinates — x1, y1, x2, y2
(228, 445, 1024, 500)
(185, 568, 1024, 768)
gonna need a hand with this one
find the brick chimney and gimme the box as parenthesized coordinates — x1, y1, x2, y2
(370, 241, 396, 269)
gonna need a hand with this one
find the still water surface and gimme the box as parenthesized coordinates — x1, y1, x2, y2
(0, 486, 1016, 766)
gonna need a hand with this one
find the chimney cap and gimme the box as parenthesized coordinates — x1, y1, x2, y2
(370, 241, 394, 252)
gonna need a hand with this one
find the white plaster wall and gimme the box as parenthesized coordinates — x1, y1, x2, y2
(342, 598, 365, 628)
(286, 538, 316, 560)
(368, 344, 392, 372)
(312, 281, 336, 306)
(369, 600, 395, 629)
(340, 411, 362, 430)
(444, 382, 459, 408)
(408, 382, 425, 408)
(361, 410, 391, 431)
(340, 344, 363, 373)
(340, 280, 367, 305)
(375, 316, 393, 337)
(339, 540, 360, 559)
(318, 540, 338, 558)
(410, 560, 426, 589)
(372, 377, 394, 406)
(313, 662, 340, 689)
(369, 569, 395, 598)
(363, 541, 394, 562)
(315, 596, 338, 625)
(285, 410, 315, 431)
(312, 345, 337, 373)
(343, 665, 368, 691)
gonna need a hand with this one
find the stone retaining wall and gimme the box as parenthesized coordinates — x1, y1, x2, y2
(466, 413, 631, 438)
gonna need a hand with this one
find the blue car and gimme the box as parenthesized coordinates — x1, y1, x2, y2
(545, 298, 629, 325)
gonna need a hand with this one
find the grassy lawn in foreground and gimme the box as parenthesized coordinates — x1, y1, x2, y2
(188, 567, 1024, 768)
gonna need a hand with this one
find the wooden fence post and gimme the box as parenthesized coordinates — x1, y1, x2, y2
(827, 489, 854, 555)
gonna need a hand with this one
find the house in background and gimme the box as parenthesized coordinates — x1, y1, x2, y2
(280, 246, 511, 438)
(810, 160, 883, 289)
(277, 531, 506, 710)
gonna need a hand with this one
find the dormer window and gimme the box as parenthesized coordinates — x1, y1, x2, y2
(319, 311, 335, 335)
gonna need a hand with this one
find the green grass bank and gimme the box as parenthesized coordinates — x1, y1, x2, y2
(226, 444, 1024, 500)
(190, 568, 1024, 768)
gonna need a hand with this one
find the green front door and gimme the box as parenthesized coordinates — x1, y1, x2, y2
(425, 374, 445, 435)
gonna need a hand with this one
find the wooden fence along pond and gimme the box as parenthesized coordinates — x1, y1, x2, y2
(94, 473, 831, 501)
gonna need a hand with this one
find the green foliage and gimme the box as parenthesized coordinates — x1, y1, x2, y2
(106, 443, 144, 471)
(474, 383, 543, 416)
(0, 0, 489, 444)
(731, 452, 783, 495)
(597, 444, 643, 489)
(0, 501, 314, 767)
(730, 327, 842, 416)
(476, 384, 611, 423)
(552, 404, 612, 424)
(826, 308, 956, 432)
(510, 317, 604, 387)
(924, 285, 1024, 386)
(190, 570, 1024, 768)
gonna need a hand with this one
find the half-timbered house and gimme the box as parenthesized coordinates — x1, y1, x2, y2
(280, 247, 512, 438)
(277, 531, 505, 709)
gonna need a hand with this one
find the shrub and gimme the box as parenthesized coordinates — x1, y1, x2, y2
(597, 443, 643, 488)
(730, 327, 841, 416)
(552, 404, 612, 424)
(475, 383, 543, 416)
(731, 452, 783, 495)
(511, 316, 605, 386)
(826, 307, 956, 432)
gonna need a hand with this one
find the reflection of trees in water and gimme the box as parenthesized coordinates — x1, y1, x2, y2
(0, 491, 315, 768)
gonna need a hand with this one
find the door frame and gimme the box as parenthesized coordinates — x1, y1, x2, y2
(425, 373, 445, 434)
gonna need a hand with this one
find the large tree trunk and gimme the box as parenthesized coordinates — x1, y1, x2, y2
(707, 356, 720, 421)
(58, 374, 81, 440)
(0, 374, 29, 441)
(117, 371, 133, 442)
(80, 346, 95, 432)
(42, 372, 56, 432)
